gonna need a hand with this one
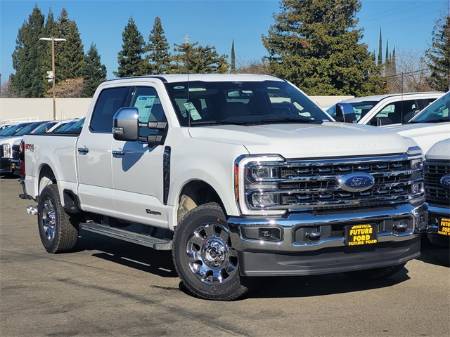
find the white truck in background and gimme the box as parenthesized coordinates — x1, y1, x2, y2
(22, 74, 427, 300)
(424, 139, 450, 246)
(327, 92, 442, 126)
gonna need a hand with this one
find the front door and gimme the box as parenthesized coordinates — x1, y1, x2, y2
(111, 86, 169, 227)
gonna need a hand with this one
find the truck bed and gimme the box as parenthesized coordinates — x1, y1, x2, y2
(23, 134, 79, 200)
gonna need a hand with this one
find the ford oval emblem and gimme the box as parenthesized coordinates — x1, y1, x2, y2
(441, 174, 450, 189)
(337, 172, 375, 192)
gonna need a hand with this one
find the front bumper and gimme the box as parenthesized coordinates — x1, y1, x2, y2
(426, 203, 450, 234)
(228, 203, 426, 276)
(0, 158, 13, 174)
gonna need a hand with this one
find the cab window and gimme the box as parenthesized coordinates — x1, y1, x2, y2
(90, 87, 131, 133)
(130, 86, 167, 137)
(369, 99, 421, 126)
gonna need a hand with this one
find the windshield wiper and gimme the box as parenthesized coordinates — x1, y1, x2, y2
(248, 117, 322, 125)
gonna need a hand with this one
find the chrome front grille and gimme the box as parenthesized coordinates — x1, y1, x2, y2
(244, 154, 424, 211)
(424, 160, 450, 206)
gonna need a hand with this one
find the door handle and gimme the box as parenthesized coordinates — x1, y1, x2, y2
(77, 147, 89, 154)
(112, 150, 125, 157)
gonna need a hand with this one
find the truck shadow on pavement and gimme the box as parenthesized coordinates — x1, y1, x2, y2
(77, 231, 177, 278)
(74, 230, 436, 300)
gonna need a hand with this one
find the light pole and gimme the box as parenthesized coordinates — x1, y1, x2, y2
(39, 37, 66, 120)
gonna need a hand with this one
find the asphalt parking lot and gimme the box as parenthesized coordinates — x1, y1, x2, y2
(0, 178, 449, 337)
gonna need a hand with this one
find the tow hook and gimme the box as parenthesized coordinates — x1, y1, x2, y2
(26, 205, 38, 216)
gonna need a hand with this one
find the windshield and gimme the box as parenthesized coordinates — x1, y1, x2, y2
(410, 92, 449, 123)
(0, 123, 28, 137)
(14, 122, 43, 136)
(165, 81, 330, 126)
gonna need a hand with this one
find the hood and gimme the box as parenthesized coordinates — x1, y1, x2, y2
(385, 122, 450, 154)
(188, 122, 416, 158)
(426, 138, 450, 161)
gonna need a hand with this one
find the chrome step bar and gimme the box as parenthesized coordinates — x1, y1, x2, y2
(80, 222, 172, 250)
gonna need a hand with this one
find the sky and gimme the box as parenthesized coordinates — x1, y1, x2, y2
(1, 0, 449, 81)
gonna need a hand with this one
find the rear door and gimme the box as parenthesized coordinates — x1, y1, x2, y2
(111, 85, 169, 227)
(77, 86, 132, 215)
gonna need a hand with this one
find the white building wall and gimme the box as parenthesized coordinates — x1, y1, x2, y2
(0, 96, 352, 123)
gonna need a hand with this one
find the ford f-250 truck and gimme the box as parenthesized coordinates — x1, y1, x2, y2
(22, 74, 427, 300)
(424, 139, 450, 246)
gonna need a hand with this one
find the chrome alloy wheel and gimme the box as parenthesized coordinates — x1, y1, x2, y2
(186, 223, 238, 284)
(41, 198, 57, 241)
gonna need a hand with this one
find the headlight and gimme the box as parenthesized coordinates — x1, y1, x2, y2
(235, 155, 285, 215)
(2, 144, 11, 158)
(410, 158, 423, 170)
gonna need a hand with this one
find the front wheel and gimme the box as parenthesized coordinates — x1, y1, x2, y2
(172, 202, 247, 300)
(38, 184, 80, 253)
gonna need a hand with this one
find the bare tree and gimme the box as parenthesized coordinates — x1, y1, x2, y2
(237, 59, 271, 74)
(0, 79, 15, 97)
(385, 52, 433, 93)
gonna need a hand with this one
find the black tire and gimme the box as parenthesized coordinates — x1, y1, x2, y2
(38, 184, 79, 253)
(346, 263, 406, 281)
(172, 202, 247, 301)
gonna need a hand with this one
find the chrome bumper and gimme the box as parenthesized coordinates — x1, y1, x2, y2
(228, 203, 427, 253)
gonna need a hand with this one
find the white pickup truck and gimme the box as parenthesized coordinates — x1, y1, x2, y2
(424, 139, 450, 245)
(22, 74, 427, 300)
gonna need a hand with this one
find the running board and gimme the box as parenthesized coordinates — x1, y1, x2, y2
(80, 222, 172, 250)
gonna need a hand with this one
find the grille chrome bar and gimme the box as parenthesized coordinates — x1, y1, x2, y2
(245, 154, 424, 211)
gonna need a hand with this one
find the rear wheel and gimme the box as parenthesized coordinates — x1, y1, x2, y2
(172, 202, 247, 300)
(38, 184, 79, 253)
(346, 263, 406, 281)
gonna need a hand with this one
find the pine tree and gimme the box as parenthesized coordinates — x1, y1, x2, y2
(391, 47, 397, 75)
(116, 18, 145, 77)
(144, 17, 171, 74)
(230, 40, 236, 73)
(173, 41, 229, 73)
(42, 9, 57, 91)
(10, 6, 47, 97)
(385, 40, 389, 65)
(378, 29, 383, 66)
(263, 0, 384, 95)
(81, 44, 107, 97)
(426, 16, 450, 91)
(55, 9, 84, 81)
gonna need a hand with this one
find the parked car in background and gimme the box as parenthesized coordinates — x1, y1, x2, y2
(424, 138, 450, 246)
(327, 92, 442, 126)
(0, 122, 30, 138)
(23, 75, 427, 300)
(46, 119, 79, 133)
(0, 121, 47, 175)
(386, 91, 450, 153)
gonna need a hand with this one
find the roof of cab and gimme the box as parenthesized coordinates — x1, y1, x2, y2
(105, 73, 283, 83)
(342, 92, 443, 103)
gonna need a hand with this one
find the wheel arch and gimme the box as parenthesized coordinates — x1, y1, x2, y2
(176, 179, 227, 225)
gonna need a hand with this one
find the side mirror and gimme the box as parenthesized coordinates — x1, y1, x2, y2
(335, 103, 357, 123)
(112, 107, 139, 141)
